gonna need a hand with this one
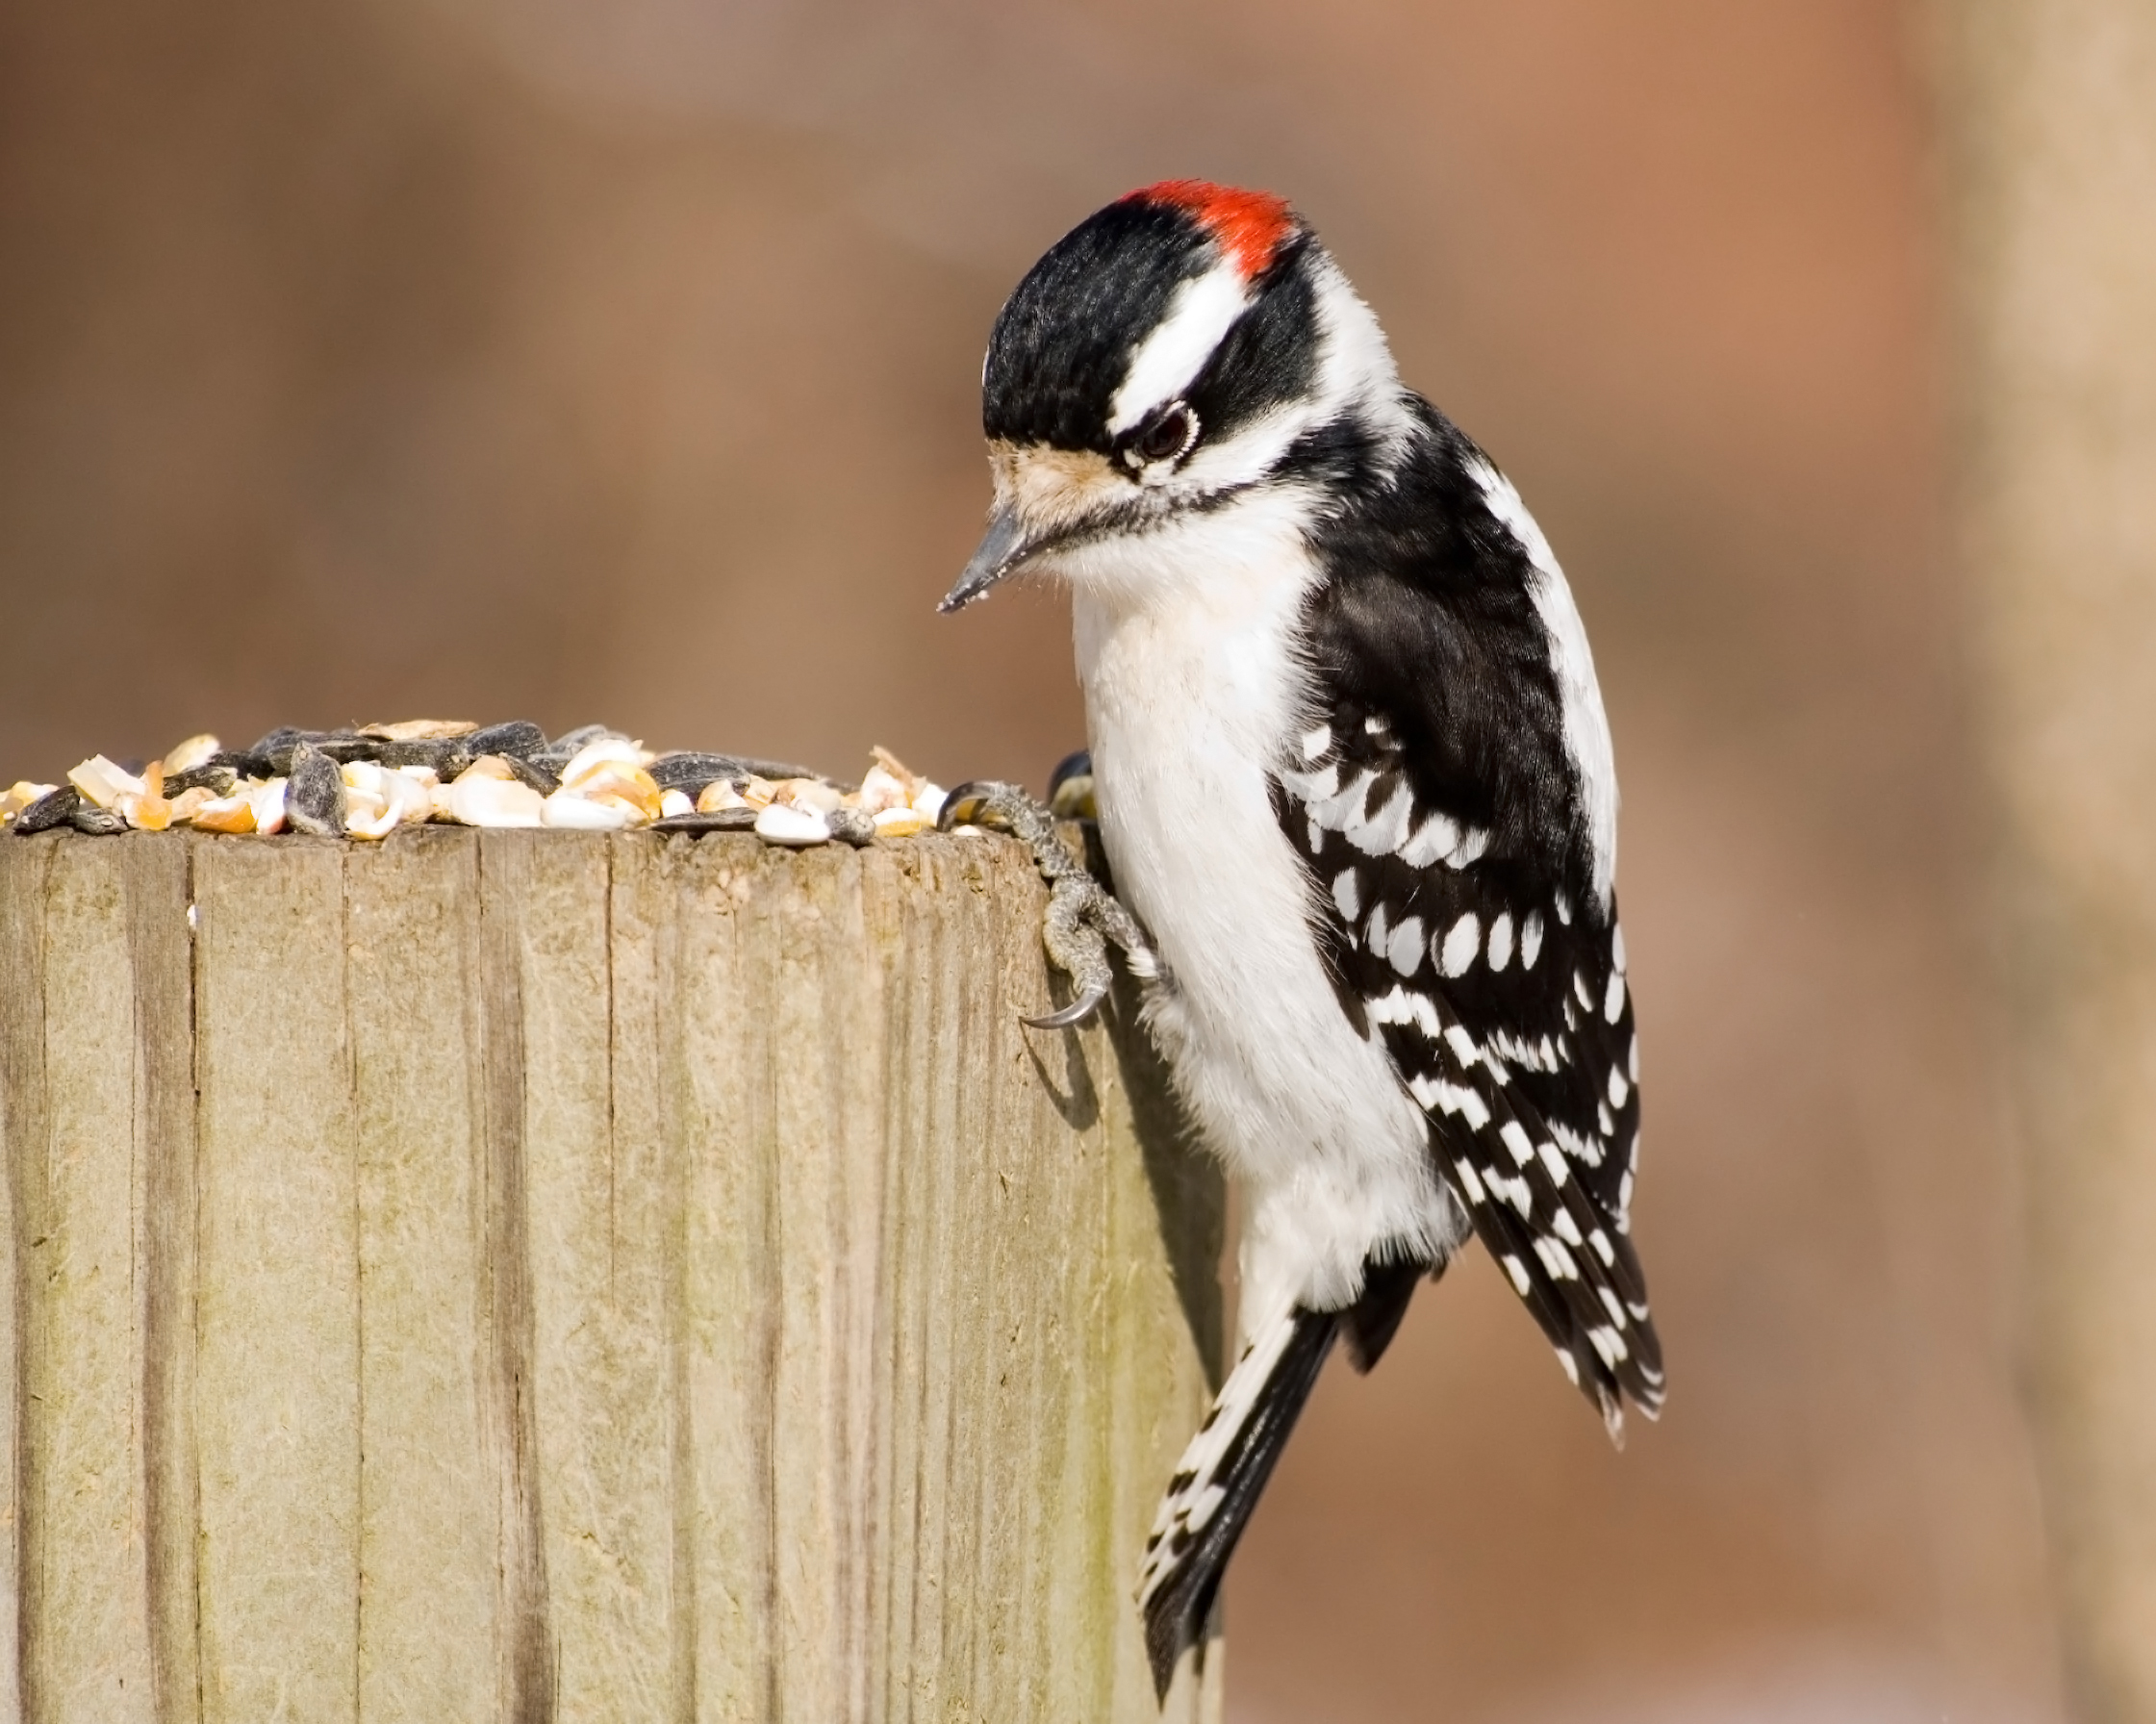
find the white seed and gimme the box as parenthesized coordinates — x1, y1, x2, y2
(69, 754, 144, 809)
(856, 765, 912, 815)
(339, 762, 393, 839)
(251, 779, 289, 835)
(776, 777, 844, 815)
(448, 777, 545, 828)
(567, 764, 661, 821)
(344, 761, 427, 838)
(912, 782, 949, 822)
(755, 802, 830, 847)
(344, 799, 398, 841)
(383, 772, 432, 827)
(117, 791, 173, 831)
(560, 736, 651, 788)
(659, 788, 694, 819)
(162, 733, 221, 774)
(542, 792, 635, 830)
(872, 807, 930, 837)
(869, 746, 928, 801)
(190, 793, 257, 834)
(697, 780, 748, 813)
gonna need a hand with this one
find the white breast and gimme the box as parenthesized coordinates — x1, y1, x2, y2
(1058, 494, 1452, 1316)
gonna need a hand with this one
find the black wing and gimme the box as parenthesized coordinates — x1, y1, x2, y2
(1275, 711, 1662, 1429)
(1276, 420, 1663, 1430)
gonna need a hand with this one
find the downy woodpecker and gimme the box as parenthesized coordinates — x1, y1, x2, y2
(940, 181, 1662, 1695)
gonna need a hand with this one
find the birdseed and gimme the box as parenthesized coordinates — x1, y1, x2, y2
(3, 723, 957, 853)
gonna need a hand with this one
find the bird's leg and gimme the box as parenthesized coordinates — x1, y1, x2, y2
(938, 779, 1154, 1028)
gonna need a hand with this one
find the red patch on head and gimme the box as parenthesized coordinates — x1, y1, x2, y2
(1123, 180, 1298, 279)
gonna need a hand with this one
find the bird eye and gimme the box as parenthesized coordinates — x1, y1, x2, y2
(1129, 402, 1199, 468)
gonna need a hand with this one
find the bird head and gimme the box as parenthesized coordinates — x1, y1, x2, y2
(941, 181, 1408, 612)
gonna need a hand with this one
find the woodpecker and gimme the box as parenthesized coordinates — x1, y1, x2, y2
(939, 181, 1662, 1696)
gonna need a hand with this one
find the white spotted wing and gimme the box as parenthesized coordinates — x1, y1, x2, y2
(1274, 706, 1664, 1430)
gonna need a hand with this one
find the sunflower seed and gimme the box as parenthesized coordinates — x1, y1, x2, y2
(252, 728, 371, 774)
(15, 786, 81, 835)
(69, 801, 126, 836)
(504, 754, 561, 795)
(377, 737, 470, 776)
(653, 808, 760, 834)
(648, 751, 749, 793)
(735, 755, 825, 785)
(164, 763, 240, 799)
(827, 807, 875, 847)
(465, 720, 547, 761)
(285, 742, 345, 837)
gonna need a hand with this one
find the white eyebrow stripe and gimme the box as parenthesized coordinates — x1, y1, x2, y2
(1107, 262, 1250, 435)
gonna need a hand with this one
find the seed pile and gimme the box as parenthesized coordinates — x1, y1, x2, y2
(0, 723, 959, 850)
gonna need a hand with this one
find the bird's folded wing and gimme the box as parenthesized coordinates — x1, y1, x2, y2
(1272, 685, 1663, 1430)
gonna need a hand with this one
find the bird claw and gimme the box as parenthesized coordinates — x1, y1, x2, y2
(934, 780, 1000, 833)
(938, 776, 1153, 1028)
(1023, 979, 1111, 1031)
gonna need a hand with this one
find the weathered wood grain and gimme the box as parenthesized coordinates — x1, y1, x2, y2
(23, 837, 159, 1720)
(0, 825, 1224, 1722)
(346, 829, 500, 1722)
(194, 838, 364, 1723)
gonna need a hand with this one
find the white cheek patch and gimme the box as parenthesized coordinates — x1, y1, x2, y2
(1108, 261, 1250, 436)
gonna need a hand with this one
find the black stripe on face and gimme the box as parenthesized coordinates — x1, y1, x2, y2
(1179, 239, 1319, 449)
(984, 200, 1214, 452)
(983, 208, 1323, 462)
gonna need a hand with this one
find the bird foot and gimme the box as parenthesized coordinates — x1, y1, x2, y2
(938, 778, 1153, 1028)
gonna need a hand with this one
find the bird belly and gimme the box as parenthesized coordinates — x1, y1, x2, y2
(1071, 574, 1451, 1317)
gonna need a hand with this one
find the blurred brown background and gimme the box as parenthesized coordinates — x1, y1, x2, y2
(0, 1, 2065, 1718)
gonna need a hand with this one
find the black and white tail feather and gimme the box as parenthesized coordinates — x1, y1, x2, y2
(1137, 1260, 1426, 1695)
(1136, 1301, 1334, 1694)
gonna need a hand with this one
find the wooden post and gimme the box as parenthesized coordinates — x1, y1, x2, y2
(1950, 4, 2156, 1716)
(0, 826, 1226, 1722)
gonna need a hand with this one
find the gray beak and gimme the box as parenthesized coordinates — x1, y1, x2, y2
(940, 504, 1033, 614)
